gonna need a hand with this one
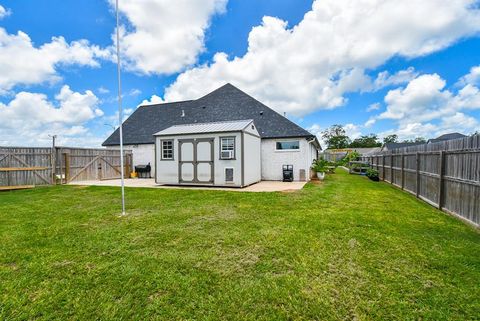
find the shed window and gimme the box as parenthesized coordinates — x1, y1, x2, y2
(162, 140, 174, 160)
(276, 141, 300, 150)
(220, 137, 235, 159)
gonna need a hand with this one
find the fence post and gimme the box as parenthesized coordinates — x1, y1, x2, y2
(382, 155, 386, 181)
(64, 153, 70, 183)
(401, 154, 405, 190)
(415, 152, 420, 198)
(51, 147, 56, 185)
(390, 154, 394, 185)
(438, 151, 445, 209)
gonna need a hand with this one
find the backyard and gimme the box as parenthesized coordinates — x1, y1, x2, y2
(0, 170, 479, 320)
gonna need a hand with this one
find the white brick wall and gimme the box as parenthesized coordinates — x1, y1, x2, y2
(260, 138, 317, 181)
(109, 144, 156, 177)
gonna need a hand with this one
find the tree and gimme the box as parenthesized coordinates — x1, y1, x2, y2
(383, 134, 398, 144)
(349, 134, 382, 148)
(322, 124, 351, 149)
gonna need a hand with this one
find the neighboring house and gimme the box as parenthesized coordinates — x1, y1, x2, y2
(427, 132, 467, 144)
(381, 142, 424, 152)
(103, 84, 321, 185)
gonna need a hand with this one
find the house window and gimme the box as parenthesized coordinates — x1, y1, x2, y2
(276, 141, 300, 150)
(220, 137, 235, 159)
(162, 140, 174, 160)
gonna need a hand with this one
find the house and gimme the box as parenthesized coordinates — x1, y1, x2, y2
(103, 84, 321, 185)
(381, 142, 424, 152)
(427, 132, 467, 144)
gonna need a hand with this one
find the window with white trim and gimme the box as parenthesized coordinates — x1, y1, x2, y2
(162, 140, 174, 160)
(220, 137, 235, 159)
(276, 141, 300, 150)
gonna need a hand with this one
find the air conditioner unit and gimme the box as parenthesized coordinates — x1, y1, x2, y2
(221, 150, 234, 159)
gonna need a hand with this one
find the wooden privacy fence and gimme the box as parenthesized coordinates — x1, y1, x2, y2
(0, 146, 132, 190)
(0, 147, 53, 190)
(55, 147, 132, 184)
(361, 135, 480, 227)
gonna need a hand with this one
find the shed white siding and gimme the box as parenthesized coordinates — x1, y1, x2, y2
(261, 138, 317, 181)
(243, 132, 262, 185)
(155, 124, 261, 187)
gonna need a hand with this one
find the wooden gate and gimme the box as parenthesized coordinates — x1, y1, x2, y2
(0, 146, 132, 189)
(56, 147, 132, 183)
(0, 147, 53, 190)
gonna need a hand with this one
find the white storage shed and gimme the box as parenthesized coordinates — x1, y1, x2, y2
(154, 120, 261, 187)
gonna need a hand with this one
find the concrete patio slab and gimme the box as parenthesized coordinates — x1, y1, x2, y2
(69, 179, 307, 192)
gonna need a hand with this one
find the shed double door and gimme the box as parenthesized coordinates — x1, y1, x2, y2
(179, 138, 214, 184)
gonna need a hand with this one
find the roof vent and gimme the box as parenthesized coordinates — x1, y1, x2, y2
(181, 110, 185, 117)
(202, 106, 206, 109)
(260, 111, 264, 116)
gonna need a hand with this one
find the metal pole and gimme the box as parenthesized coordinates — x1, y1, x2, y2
(116, 0, 126, 215)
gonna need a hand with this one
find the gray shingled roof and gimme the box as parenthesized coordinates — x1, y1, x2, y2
(382, 142, 424, 151)
(102, 84, 314, 146)
(428, 132, 467, 144)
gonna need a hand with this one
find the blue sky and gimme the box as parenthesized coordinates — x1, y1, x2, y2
(0, 0, 479, 146)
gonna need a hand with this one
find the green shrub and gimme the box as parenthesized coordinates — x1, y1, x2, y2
(311, 158, 328, 173)
(366, 168, 379, 180)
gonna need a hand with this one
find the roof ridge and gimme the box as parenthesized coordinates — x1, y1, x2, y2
(139, 99, 195, 108)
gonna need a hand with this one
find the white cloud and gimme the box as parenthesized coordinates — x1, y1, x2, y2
(373, 71, 480, 139)
(98, 87, 110, 94)
(373, 67, 419, 90)
(364, 118, 376, 128)
(128, 88, 141, 96)
(0, 86, 105, 146)
(141, 94, 166, 106)
(0, 28, 109, 93)
(344, 123, 362, 140)
(367, 103, 381, 112)
(109, 0, 227, 75)
(0, 5, 11, 19)
(458, 65, 480, 86)
(160, 0, 480, 116)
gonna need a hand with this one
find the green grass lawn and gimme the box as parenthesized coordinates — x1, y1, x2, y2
(1, 170, 479, 320)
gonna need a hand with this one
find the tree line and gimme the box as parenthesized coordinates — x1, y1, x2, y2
(321, 124, 427, 149)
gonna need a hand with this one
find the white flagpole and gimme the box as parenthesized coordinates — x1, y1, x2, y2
(115, 0, 126, 215)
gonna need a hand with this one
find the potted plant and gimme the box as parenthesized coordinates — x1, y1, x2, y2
(312, 158, 328, 180)
(366, 168, 380, 181)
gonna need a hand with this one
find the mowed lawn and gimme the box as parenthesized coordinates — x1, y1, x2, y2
(1, 171, 479, 320)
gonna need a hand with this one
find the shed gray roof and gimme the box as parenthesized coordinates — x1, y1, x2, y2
(154, 120, 254, 136)
(102, 84, 315, 146)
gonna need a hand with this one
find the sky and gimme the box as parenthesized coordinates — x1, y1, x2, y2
(0, 0, 479, 147)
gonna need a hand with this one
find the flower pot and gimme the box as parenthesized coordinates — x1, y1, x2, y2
(317, 172, 325, 180)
